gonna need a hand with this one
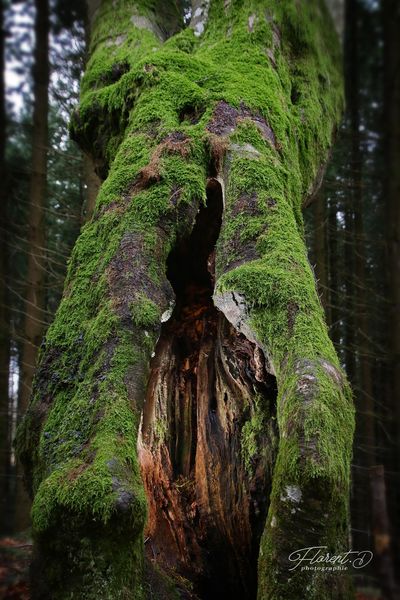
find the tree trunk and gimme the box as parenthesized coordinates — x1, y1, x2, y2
(313, 192, 330, 320)
(369, 465, 399, 599)
(344, 8, 396, 590)
(17, 1, 354, 598)
(14, 0, 49, 532)
(345, 0, 374, 468)
(383, 0, 400, 484)
(343, 2, 356, 388)
(82, 154, 101, 221)
(328, 195, 341, 347)
(0, 0, 12, 535)
(383, 0, 400, 587)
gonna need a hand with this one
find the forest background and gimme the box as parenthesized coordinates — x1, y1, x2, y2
(0, 0, 399, 599)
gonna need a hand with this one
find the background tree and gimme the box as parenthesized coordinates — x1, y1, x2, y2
(382, 0, 400, 593)
(0, 0, 86, 535)
(0, 0, 11, 535)
(15, 0, 50, 532)
(306, 0, 400, 596)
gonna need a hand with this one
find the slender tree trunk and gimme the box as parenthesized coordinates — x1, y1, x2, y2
(344, 0, 373, 562)
(81, 11, 101, 223)
(369, 466, 399, 599)
(0, 0, 12, 535)
(383, 0, 400, 484)
(14, 0, 49, 532)
(383, 0, 400, 586)
(352, 144, 375, 470)
(17, 1, 354, 598)
(313, 192, 330, 320)
(346, 0, 375, 468)
(347, 1, 397, 591)
(343, 0, 357, 387)
(328, 196, 341, 347)
(82, 154, 101, 221)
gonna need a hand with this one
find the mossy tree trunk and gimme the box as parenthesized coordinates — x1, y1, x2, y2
(17, 1, 354, 598)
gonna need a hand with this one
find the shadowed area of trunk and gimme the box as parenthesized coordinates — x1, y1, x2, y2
(139, 179, 278, 599)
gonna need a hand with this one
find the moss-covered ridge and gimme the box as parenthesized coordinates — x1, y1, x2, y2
(16, 0, 353, 598)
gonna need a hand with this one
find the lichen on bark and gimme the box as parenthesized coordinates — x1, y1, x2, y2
(16, 1, 354, 599)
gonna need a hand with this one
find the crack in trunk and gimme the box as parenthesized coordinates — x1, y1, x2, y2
(139, 179, 278, 599)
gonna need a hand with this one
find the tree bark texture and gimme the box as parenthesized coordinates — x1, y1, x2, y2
(83, 153, 101, 221)
(0, 0, 12, 535)
(313, 192, 329, 318)
(383, 0, 400, 586)
(15, 0, 50, 533)
(328, 196, 340, 346)
(383, 0, 400, 485)
(17, 1, 354, 598)
(369, 465, 399, 599)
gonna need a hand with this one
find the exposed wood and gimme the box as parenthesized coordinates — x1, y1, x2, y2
(139, 181, 278, 599)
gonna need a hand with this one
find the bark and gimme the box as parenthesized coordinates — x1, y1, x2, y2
(328, 196, 340, 346)
(345, 7, 394, 587)
(343, 0, 357, 386)
(17, 1, 354, 598)
(15, 0, 49, 531)
(383, 0, 400, 588)
(383, 0, 400, 489)
(0, 0, 12, 535)
(82, 154, 101, 221)
(345, 0, 373, 449)
(345, 0, 374, 458)
(344, 0, 373, 563)
(369, 466, 399, 599)
(313, 192, 330, 319)
(325, 0, 345, 41)
(81, 14, 101, 222)
(139, 179, 278, 599)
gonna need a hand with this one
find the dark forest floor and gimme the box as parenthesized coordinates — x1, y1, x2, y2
(0, 535, 31, 599)
(0, 535, 383, 600)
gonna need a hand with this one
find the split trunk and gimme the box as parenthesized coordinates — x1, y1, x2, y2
(17, 1, 354, 598)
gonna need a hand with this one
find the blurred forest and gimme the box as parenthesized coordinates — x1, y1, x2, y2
(0, 0, 399, 598)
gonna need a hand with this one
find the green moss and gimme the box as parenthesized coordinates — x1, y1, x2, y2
(34, 522, 146, 599)
(241, 393, 275, 475)
(152, 417, 168, 442)
(131, 294, 160, 328)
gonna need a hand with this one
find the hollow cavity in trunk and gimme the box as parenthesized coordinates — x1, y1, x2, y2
(139, 179, 278, 600)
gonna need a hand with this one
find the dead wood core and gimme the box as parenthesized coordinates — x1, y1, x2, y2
(139, 179, 278, 600)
